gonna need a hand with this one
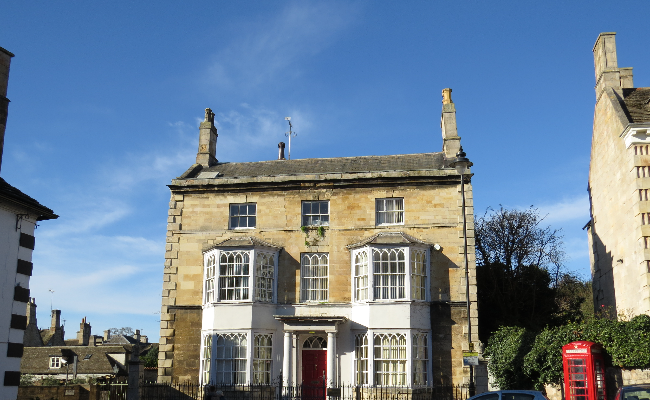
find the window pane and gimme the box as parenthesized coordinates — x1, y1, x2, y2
(230, 203, 256, 229)
(374, 333, 407, 386)
(376, 198, 404, 225)
(302, 201, 330, 226)
(301, 253, 329, 302)
(219, 251, 251, 301)
(253, 334, 272, 384)
(215, 333, 247, 384)
(372, 249, 406, 300)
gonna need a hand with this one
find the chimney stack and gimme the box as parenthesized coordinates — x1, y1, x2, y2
(278, 142, 286, 160)
(196, 108, 218, 167)
(77, 317, 91, 346)
(0, 46, 14, 174)
(593, 32, 634, 100)
(103, 329, 111, 342)
(27, 297, 37, 325)
(50, 309, 61, 332)
(441, 88, 461, 159)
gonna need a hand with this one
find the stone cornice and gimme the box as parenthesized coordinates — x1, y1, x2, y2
(621, 123, 650, 148)
(169, 168, 472, 193)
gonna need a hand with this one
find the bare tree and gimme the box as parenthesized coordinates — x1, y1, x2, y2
(475, 206, 565, 285)
(475, 206, 569, 342)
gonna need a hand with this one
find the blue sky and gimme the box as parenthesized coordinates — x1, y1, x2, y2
(2, 1, 649, 341)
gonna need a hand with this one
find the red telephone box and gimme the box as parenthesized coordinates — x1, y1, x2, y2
(562, 341, 606, 400)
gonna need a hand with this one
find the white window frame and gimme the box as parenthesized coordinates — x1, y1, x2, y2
(350, 246, 430, 303)
(230, 203, 257, 229)
(201, 334, 212, 384)
(200, 330, 274, 386)
(375, 198, 404, 226)
(203, 248, 278, 305)
(301, 253, 329, 302)
(214, 332, 248, 384)
(302, 200, 330, 227)
(412, 332, 428, 386)
(49, 356, 62, 369)
(352, 330, 431, 387)
(252, 334, 273, 384)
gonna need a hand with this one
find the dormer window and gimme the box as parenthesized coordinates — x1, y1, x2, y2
(348, 232, 430, 302)
(49, 356, 62, 368)
(203, 237, 280, 304)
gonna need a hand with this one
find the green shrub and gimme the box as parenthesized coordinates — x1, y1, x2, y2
(484, 326, 536, 389)
(488, 315, 650, 390)
(20, 374, 35, 386)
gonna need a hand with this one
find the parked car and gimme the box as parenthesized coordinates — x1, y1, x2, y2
(615, 384, 650, 400)
(468, 390, 549, 400)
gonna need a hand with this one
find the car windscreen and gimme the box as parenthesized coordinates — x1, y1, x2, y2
(502, 394, 536, 400)
(475, 394, 499, 400)
(622, 389, 650, 400)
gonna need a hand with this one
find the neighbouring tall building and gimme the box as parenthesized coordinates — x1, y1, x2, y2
(588, 32, 650, 316)
(0, 47, 57, 399)
(158, 90, 482, 389)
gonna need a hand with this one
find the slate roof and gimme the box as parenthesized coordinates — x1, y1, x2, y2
(0, 177, 57, 220)
(346, 231, 431, 249)
(185, 152, 446, 180)
(623, 88, 650, 123)
(21, 346, 130, 375)
(104, 334, 139, 345)
(211, 236, 281, 250)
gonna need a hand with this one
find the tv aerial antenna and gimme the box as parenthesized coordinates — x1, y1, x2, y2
(48, 289, 55, 311)
(285, 117, 297, 160)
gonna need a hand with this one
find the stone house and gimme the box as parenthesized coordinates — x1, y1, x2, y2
(0, 46, 58, 399)
(158, 89, 480, 389)
(20, 345, 132, 381)
(587, 32, 650, 316)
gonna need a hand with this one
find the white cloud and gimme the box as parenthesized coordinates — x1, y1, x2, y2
(535, 195, 590, 226)
(205, 1, 359, 93)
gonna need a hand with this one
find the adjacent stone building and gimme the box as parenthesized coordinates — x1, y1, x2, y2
(588, 32, 650, 316)
(158, 90, 480, 388)
(0, 46, 58, 399)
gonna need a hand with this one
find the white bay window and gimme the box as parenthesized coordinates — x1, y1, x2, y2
(200, 331, 273, 385)
(354, 331, 431, 386)
(203, 238, 280, 304)
(349, 233, 430, 302)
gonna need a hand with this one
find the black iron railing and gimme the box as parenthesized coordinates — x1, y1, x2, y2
(138, 382, 469, 400)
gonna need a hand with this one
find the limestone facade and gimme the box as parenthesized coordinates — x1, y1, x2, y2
(588, 32, 650, 316)
(158, 90, 479, 388)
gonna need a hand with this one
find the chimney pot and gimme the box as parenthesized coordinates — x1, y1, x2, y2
(278, 142, 286, 160)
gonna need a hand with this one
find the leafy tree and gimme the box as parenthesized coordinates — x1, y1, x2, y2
(475, 206, 567, 342)
(141, 345, 159, 368)
(554, 274, 593, 323)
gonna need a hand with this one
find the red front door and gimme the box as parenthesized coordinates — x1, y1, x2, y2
(302, 350, 327, 400)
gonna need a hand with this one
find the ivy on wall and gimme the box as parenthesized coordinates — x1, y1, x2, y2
(485, 314, 650, 390)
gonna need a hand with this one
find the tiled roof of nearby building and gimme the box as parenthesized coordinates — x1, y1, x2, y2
(104, 334, 138, 345)
(40, 330, 65, 347)
(186, 152, 446, 179)
(0, 177, 57, 220)
(623, 88, 650, 123)
(21, 346, 130, 375)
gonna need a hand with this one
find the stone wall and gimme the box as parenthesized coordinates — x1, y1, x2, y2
(158, 177, 477, 386)
(18, 384, 99, 400)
